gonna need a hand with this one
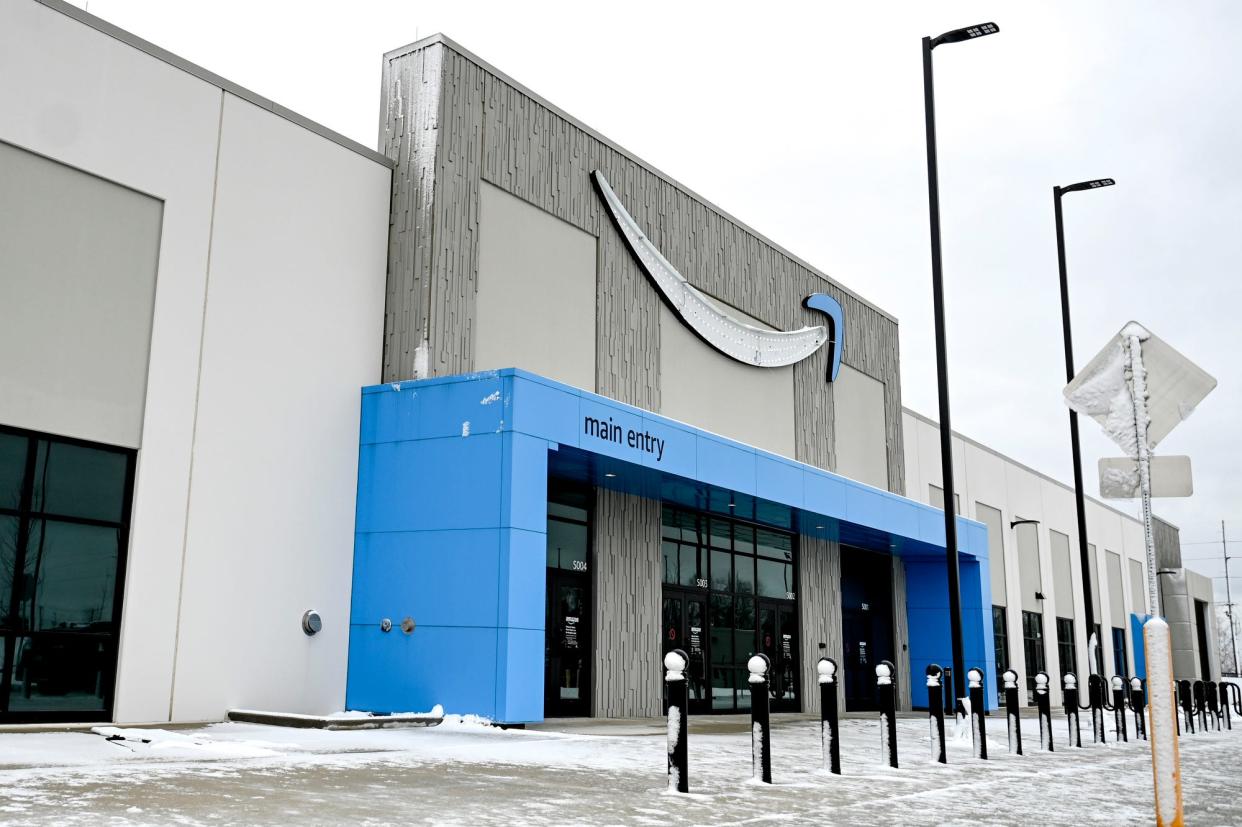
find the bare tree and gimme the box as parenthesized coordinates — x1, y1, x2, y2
(1218, 605, 1239, 677)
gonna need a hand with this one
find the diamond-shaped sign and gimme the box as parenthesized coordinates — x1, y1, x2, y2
(1064, 322, 1216, 458)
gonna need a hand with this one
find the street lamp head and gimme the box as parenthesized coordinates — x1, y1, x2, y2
(931, 22, 999, 49)
(1059, 178, 1116, 194)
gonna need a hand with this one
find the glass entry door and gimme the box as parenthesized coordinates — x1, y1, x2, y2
(758, 600, 799, 712)
(662, 590, 708, 714)
(0, 427, 134, 723)
(545, 570, 591, 717)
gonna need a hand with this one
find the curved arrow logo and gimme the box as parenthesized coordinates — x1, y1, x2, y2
(593, 170, 842, 380)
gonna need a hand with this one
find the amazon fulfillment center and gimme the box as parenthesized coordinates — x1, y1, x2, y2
(0, 0, 1221, 726)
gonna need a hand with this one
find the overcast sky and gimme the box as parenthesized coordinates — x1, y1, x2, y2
(75, 0, 1241, 603)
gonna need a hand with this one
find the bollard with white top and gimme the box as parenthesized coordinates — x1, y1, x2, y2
(967, 667, 988, 760)
(1088, 673, 1108, 744)
(877, 660, 898, 768)
(926, 664, 947, 764)
(1112, 676, 1128, 742)
(1064, 673, 1083, 748)
(818, 657, 841, 774)
(1035, 671, 1054, 752)
(1002, 668, 1022, 755)
(1219, 682, 1232, 731)
(1131, 677, 1147, 740)
(664, 649, 689, 793)
(748, 653, 772, 784)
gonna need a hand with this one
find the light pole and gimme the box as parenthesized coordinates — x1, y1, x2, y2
(1053, 177, 1115, 678)
(922, 21, 999, 705)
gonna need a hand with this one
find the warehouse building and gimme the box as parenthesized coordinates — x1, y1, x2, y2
(0, 0, 1215, 726)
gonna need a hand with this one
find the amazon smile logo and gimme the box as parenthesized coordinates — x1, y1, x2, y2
(592, 171, 842, 382)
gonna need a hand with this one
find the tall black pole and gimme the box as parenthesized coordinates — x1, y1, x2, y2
(922, 34, 966, 704)
(1053, 184, 1103, 679)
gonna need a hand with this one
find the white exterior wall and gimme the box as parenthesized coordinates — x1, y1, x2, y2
(0, 0, 390, 722)
(903, 410, 1149, 707)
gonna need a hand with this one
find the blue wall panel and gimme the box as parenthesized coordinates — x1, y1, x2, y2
(348, 369, 996, 722)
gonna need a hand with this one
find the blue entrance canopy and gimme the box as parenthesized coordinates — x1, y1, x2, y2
(347, 368, 994, 721)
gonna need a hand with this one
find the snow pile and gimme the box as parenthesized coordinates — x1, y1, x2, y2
(1063, 338, 1140, 457)
(90, 727, 281, 759)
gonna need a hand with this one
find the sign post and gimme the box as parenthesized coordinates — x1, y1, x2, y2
(1064, 322, 1216, 827)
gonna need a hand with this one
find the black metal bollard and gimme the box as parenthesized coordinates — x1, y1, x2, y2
(968, 667, 988, 760)
(1130, 677, 1147, 741)
(1035, 671, 1054, 752)
(1110, 676, 1128, 742)
(664, 649, 690, 793)
(926, 664, 947, 764)
(1179, 680, 1195, 734)
(1231, 682, 1242, 717)
(1088, 673, 1107, 744)
(748, 653, 772, 784)
(1063, 673, 1083, 748)
(818, 657, 841, 774)
(1002, 668, 1022, 755)
(1220, 682, 1232, 731)
(1194, 681, 1208, 732)
(877, 660, 898, 768)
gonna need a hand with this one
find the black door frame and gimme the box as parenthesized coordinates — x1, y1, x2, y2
(661, 586, 711, 715)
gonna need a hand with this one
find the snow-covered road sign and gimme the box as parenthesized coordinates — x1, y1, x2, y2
(1098, 455, 1193, 499)
(1064, 322, 1216, 458)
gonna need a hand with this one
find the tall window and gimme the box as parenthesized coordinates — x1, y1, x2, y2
(1056, 617, 1077, 680)
(1022, 611, 1046, 704)
(0, 427, 134, 722)
(992, 606, 1009, 706)
(1112, 627, 1128, 678)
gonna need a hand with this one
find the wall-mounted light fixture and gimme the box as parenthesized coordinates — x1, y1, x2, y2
(1035, 591, 1046, 601)
(1010, 518, 1040, 529)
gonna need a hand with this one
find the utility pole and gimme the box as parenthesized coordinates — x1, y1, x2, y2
(1224, 520, 1238, 676)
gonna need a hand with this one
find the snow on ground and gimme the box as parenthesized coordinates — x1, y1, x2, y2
(0, 714, 1239, 825)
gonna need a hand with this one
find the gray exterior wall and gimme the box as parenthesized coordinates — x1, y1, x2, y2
(1154, 517, 1182, 570)
(591, 487, 662, 718)
(379, 35, 905, 490)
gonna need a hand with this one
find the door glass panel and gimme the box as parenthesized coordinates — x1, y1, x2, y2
(0, 433, 28, 511)
(685, 598, 706, 702)
(734, 666, 752, 709)
(20, 521, 120, 632)
(30, 442, 128, 523)
(778, 606, 797, 701)
(553, 584, 586, 702)
(734, 597, 755, 662)
(711, 666, 733, 710)
(7, 634, 108, 713)
(662, 597, 682, 654)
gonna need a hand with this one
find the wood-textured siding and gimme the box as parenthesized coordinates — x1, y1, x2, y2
(798, 534, 843, 715)
(380, 38, 905, 484)
(591, 487, 662, 717)
(893, 556, 911, 711)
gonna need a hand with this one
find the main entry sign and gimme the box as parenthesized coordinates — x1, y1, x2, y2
(592, 170, 844, 382)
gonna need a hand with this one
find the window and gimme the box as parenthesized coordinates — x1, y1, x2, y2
(992, 606, 1009, 706)
(1056, 617, 1077, 680)
(928, 485, 960, 513)
(0, 427, 134, 722)
(548, 483, 591, 572)
(1022, 611, 1046, 704)
(1112, 627, 1128, 678)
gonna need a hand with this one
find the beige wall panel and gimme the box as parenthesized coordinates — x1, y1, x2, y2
(1051, 530, 1075, 618)
(976, 503, 1006, 607)
(832, 365, 888, 490)
(658, 303, 795, 458)
(475, 181, 597, 391)
(0, 141, 161, 448)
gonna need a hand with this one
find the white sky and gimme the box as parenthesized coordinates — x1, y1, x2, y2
(73, 0, 1242, 604)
